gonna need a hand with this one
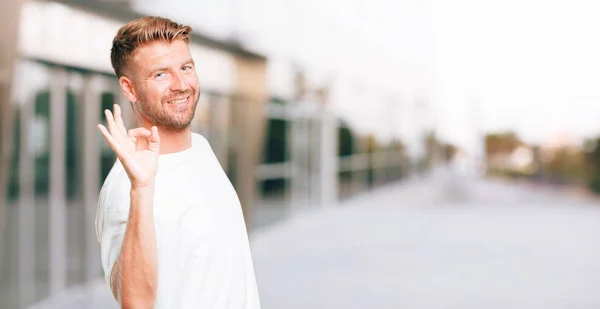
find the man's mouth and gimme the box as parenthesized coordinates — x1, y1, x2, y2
(167, 96, 189, 105)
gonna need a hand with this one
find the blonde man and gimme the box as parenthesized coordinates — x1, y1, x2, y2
(95, 16, 261, 309)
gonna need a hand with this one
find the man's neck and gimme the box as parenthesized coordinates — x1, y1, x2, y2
(150, 126, 192, 155)
(160, 128, 192, 154)
(134, 113, 193, 154)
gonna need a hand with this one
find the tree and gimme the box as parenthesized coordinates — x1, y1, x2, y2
(485, 131, 525, 158)
(338, 122, 355, 157)
(442, 143, 458, 163)
(584, 137, 600, 193)
(545, 147, 585, 184)
(422, 131, 458, 166)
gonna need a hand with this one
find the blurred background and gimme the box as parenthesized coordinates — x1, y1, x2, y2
(2, 0, 600, 308)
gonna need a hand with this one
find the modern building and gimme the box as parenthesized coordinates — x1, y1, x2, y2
(0, 1, 418, 308)
(0, 1, 269, 308)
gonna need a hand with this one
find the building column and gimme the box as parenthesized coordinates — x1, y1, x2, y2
(318, 112, 338, 208)
(0, 0, 24, 279)
(17, 93, 36, 307)
(289, 111, 311, 212)
(82, 74, 101, 282)
(233, 55, 267, 231)
(49, 67, 67, 297)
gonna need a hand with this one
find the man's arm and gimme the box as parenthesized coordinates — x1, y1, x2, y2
(111, 184, 158, 308)
(98, 104, 161, 309)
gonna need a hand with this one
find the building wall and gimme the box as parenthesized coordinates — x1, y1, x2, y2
(232, 55, 268, 230)
(0, 1, 23, 308)
(0, 0, 21, 220)
(19, 1, 238, 93)
(0, 2, 268, 308)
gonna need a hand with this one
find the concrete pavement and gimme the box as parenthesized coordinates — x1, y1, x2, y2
(22, 172, 600, 308)
(251, 173, 600, 309)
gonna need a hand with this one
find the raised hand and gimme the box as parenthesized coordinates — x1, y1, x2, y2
(97, 104, 160, 188)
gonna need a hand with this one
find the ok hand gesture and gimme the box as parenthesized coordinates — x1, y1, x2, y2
(97, 104, 160, 188)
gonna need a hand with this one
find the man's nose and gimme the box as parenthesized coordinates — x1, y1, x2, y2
(170, 72, 189, 92)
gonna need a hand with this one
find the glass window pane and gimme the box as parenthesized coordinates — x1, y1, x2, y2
(0, 106, 21, 309)
(100, 91, 116, 184)
(66, 71, 84, 288)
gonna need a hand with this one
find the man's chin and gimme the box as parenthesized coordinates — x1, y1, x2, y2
(158, 123, 191, 132)
(156, 118, 194, 132)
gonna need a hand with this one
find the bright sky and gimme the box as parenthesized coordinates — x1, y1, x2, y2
(434, 0, 600, 153)
(137, 0, 600, 155)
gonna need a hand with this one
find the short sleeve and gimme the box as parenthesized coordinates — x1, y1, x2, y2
(95, 162, 131, 287)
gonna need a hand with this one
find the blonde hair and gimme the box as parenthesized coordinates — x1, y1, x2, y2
(110, 16, 192, 77)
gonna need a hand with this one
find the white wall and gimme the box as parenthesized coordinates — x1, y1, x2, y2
(19, 1, 237, 94)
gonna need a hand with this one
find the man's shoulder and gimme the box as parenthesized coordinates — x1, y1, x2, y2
(191, 132, 210, 148)
(98, 160, 131, 212)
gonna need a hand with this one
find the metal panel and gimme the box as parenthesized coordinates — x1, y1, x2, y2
(82, 74, 101, 282)
(317, 113, 338, 208)
(255, 162, 294, 181)
(18, 96, 36, 307)
(118, 91, 135, 129)
(0, 0, 23, 294)
(49, 67, 67, 296)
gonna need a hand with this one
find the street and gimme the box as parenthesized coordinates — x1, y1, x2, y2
(251, 171, 600, 309)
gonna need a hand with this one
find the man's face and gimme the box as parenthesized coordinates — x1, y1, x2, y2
(127, 39, 200, 132)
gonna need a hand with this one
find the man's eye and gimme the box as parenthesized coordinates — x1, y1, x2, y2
(182, 66, 192, 71)
(156, 72, 164, 77)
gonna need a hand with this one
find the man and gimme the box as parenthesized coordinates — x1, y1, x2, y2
(95, 16, 261, 309)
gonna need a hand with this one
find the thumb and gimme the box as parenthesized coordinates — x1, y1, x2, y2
(149, 126, 160, 153)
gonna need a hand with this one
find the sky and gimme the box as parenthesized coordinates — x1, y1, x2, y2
(136, 0, 600, 155)
(433, 0, 600, 152)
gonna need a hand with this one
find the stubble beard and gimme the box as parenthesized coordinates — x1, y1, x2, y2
(136, 90, 199, 132)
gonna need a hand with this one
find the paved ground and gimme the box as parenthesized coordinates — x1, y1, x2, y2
(11, 169, 600, 308)
(251, 171, 600, 309)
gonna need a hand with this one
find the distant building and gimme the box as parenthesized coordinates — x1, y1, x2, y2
(1, 1, 421, 308)
(2, 1, 267, 307)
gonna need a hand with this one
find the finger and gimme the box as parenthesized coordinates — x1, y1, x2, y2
(97, 124, 123, 156)
(128, 128, 151, 137)
(113, 104, 127, 136)
(148, 126, 160, 152)
(104, 109, 118, 137)
(128, 128, 151, 142)
(149, 126, 160, 143)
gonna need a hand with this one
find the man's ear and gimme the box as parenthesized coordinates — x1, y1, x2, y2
(119, 76, 137, 103)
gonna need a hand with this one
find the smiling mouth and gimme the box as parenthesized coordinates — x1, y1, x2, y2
(167, 96, 189, 104)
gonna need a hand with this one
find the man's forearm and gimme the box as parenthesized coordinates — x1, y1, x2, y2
(116, 183, 158, 308)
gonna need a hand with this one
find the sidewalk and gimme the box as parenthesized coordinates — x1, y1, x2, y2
(26, 178, 429, 309)
(30, 174, 600, 309)
(250, 176, 600, 309)
(249, 178, 447, 309)
(27, 279, 116, 309)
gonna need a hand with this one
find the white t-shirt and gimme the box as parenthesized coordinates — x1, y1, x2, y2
(95, 133, 261, 309)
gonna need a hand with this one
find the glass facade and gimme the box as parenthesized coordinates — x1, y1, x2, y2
(0, 60, 120, 309)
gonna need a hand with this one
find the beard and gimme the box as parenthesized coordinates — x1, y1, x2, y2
(136, 89, 199, 132)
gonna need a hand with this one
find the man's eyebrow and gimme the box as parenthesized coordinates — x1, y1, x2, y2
(147, 59, 194, 75)
(183, 58, 195, 66)
(148, 66, 169, 75)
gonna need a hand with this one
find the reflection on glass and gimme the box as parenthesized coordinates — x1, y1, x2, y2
(100, 92, 117, 184)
